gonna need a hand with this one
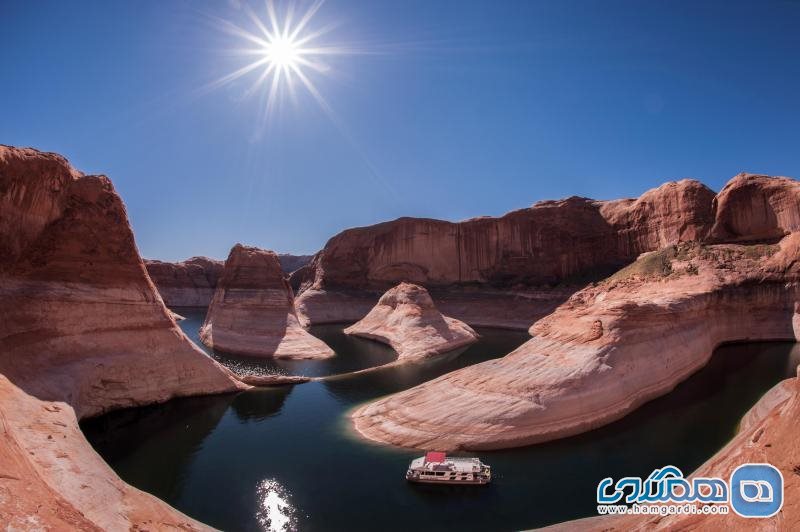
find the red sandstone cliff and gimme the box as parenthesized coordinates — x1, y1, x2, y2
(296, 180, 716, 326)
(710, 172, 800, 243)
(352, 174, 800, 452)
(146, 254, 312, 308)
(145, 256, 224, 307)
(303, 179, 715, 291)
(200, 244, 334, 359)
(0, 145, 243, 529)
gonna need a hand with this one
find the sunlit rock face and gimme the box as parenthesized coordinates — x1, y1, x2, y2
(200, 244, 334, 359)
(351, 174, 800, 452)
(145, 257, 223, 307)
(296, 179, 716, 326)
(710, 172, 800, 243)
(345, 282, 478, 361)
(353, 235, 800, 451)
(0, 145, 241, 530)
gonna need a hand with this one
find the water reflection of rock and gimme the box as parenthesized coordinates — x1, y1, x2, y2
(231, 386, 294, 422)
(321, 329, 532, 404)
(81, 393, 234, 501)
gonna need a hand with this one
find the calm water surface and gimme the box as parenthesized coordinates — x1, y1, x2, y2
(83, 309, 800, 531)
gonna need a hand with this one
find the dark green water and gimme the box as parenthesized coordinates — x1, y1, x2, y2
(82, 309, 800, 531)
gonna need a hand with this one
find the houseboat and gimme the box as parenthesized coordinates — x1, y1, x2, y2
(406, 452, 491, 485)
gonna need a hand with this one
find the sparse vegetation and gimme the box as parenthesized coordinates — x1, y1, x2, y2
(742, 243, 779, 260)
(607, 246, 676, 282)
(685, 262, 699, 275)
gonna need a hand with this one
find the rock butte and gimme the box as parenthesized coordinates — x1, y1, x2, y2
(147, 253, 313, 308)
(344, 282, 478, 362)
(295, 178, 716, 328)
(352, 174, 800, 452)
(145, 256, 223, 307)
(0, 145, 246, 529)
(200, 244, 334, 359)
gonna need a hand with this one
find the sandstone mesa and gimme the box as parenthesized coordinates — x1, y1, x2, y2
(294, 179, 716, 328)
(344, 282, 478, 362)
(200, 243, 334, 359)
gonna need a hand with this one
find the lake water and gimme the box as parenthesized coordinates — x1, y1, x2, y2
(82, 308, 800, 531)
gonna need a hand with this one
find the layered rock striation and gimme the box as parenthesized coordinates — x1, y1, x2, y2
(710, 172, 800, 243)
(353, 220, 800, 450)
(145, 256, 223, 307)
(296, 179, 716, 326)
(344, 283, 478, 361)
(200, 244, 334, 359)
(0, 145, 244, 529)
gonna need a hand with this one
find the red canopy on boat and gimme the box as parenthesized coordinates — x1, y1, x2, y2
(425, 451, 446, 464)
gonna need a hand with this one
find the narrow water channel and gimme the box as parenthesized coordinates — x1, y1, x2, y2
(82, 308, 800, 531)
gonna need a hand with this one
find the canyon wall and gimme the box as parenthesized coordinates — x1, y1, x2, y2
(147, 254, 313, 307)
(277, 253, 313, 274)
(304, 179, 715, 290)
(0, 146, 244, 529)
(145, 257, 223, 307)
(353, 236, 800, 450)
(296, 179, 716, 326)
(352, 174, 800, 451)
(710, 172, 800, 243)
(200, 244, 334, 359)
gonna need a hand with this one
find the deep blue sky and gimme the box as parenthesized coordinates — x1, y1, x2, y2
(2, 1, 799, 260)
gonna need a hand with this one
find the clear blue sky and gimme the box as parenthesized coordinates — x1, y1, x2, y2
(2, 1, 799, 260)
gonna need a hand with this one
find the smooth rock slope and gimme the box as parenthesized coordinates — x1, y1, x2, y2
(351, 174, 800, 451)
(353, 237, 800, 450)
(344, 282, 478, 361)
(0, 145, 244, 529)
(200, 244, 334, 359)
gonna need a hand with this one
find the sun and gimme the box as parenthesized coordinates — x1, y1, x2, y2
(211, 0, 350, 121)
(264, 36, 300, 68)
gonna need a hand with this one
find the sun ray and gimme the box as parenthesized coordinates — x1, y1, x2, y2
(213, 0, 351, 121)
(290, 0, 325, 41)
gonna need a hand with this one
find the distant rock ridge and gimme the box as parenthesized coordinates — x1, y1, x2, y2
(145, 256, 223, 307)
(0, 145, 243, 530)
(277, 253, 314, 274)
(344, 282, 478, 361)
(200, 244, 334, 359)
(300, 179, 716, 294)
(146, 254, 314, 307)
